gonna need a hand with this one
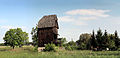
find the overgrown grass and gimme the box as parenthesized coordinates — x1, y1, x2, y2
(0, 46, 120, 58)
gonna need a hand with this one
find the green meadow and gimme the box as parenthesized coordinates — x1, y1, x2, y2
(0, 46, 120, 58)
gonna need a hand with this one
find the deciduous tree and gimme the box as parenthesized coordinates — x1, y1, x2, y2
(31, 25, 38, 46)
(3, 28, 29, 49)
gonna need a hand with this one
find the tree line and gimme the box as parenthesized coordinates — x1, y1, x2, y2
(65, 29, 120, 51)
(1, 26, 120, 51)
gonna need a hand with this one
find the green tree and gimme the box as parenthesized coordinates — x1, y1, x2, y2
(90, 30, 98, 49)
(76, 33, 91, 50)
(114, 30, 120, 49)
(31, 25, 38, 46)
(67, 40, 76, 46)
(102, 30, 109, 49)
(108, 35, 116, 50)
(16, 28, 29, 47)
(58, 37, 67, 46)
(65, 40, 77, 50)
(3, 28, 29, 49)
(96, 28, 103, 49)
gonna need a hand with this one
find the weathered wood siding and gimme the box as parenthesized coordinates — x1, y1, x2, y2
(38, 27, 58, 47)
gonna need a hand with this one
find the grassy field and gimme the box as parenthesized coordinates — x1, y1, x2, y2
(0, 46, 120, 58)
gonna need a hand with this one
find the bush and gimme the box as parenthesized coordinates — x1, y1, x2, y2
(65, 46, 72, 51)
(33, 45, 38, 52)
(65, 45, 78, 51)
(44, 43, 57, 52)
(0, 43, 5, 46)
(117, 48, 120, 51)
(77, 43, 87, 50)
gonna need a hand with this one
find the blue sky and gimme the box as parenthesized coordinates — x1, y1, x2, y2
(0, 0, 120, 42)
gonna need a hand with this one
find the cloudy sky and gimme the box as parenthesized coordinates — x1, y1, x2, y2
(0, 0, 120, 42)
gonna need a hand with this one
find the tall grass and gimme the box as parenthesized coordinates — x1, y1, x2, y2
(0, 46, 120, 58)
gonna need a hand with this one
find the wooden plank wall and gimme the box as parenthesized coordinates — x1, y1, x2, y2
(38, 27, 58, 47)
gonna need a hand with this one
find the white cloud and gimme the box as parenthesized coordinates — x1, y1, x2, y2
(74, 21, 87, 26)
(59, 9, 110, 26)
(58, 16, 87, 26)
(65, 9, 110, 17)
(58, 16, 74, 22)
(79, 16, 97, 20)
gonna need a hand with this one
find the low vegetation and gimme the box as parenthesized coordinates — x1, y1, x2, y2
(0, 46, 120, 58)
(44, 43, 57, 52)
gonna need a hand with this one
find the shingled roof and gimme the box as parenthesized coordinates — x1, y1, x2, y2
(38, 15, 59, 29)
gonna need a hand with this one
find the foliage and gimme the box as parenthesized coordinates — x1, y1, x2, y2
(65, 40, 78, 50)
(114, 31, 120, 49)
(57, 37, 67, 47)
(101, 30, 109, 49)
(117, 48, 120, 51)
(89, 29, 118, 51)
(90, 30, 98, 49)
(65, 45, 73, 51)
(44, 43, 57, 52)
(3, 28, 29, 49)
(108, 39, 116, 50)
(60, 38, 67, 46)
(61, 38, 67, 43)
(75, 28, 120, 51)
(77, 43, 86, 50)
(96, 28, 103, 49)
(33, 45, 38, 52)
(67, 40, 76, 46)
(31, 25, 38, 46)
(0, 43, 5, 46)
(76, 33, 91, 50)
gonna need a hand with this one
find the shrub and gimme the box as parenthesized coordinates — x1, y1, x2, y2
(77, 43, 87, 50)
(117, 48, 120, 51)
(0, 43, 5, 46)
(65, 45, 78, 51)
(44, 43, 56, 52)
(65, 46, 72, 51)
(33, 45, 38, 52)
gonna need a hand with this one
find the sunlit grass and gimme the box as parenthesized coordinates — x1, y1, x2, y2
(0, 46, 120, 58)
